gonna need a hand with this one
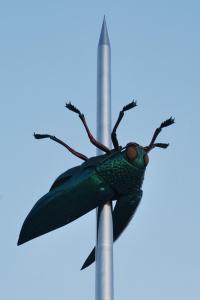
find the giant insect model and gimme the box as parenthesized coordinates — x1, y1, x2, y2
(18, 101, 174, 269)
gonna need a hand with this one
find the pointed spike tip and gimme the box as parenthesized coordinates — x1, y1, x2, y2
(98, 16, 110, 46)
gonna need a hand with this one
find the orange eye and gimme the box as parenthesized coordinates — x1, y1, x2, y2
(126, 146, 137, 160)
(144, 154, 149, 166)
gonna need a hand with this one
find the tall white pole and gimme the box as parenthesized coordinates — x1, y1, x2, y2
(95, 17, 114, 300)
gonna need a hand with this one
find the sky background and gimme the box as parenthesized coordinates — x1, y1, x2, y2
(1, 1, 200, 299)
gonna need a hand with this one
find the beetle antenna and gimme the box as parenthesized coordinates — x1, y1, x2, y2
(145, 117, 175, 152)
(34, 133, 88, 161)
(65, 102, 111, 154)
(111, 100, 137, 150)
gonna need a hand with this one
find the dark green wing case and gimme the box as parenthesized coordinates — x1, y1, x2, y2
(81, 190, 142, 269)
(18, 156, 114, 245)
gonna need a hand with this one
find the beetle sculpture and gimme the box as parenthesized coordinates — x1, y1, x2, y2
(18, 101, 174, 270)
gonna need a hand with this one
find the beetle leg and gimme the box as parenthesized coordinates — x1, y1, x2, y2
(145, 117, 175, 151)
(34, 133, 88, 161)
(66, 102, 111, 154)
(111, 100, 137, 149)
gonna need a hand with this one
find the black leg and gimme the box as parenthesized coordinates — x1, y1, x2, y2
(111, 101, 137, 149)
(34, 133, 88, 161)
(145, 117, 175, 152)
(66, 103, 111, 154)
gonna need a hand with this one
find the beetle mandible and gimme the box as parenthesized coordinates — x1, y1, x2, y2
(18, 101, 174, 270)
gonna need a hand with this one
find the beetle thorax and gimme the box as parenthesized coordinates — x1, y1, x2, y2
(95, 152, 145, 195)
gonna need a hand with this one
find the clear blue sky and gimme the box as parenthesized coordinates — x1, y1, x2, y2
(1, 1, 199, 299)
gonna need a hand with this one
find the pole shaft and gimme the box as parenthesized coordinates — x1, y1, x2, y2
(95, 19, 114, 300)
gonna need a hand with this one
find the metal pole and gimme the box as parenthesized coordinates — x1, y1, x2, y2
(95, 17, 114, 300)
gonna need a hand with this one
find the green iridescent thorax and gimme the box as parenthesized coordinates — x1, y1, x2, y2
(96, 147, 146, 195)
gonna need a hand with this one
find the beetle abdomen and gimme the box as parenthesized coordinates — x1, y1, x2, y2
(96, 153, 144, 194)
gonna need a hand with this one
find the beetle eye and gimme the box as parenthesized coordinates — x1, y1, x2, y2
(144, 154, 149, 166)
(126, 146, 137, 160)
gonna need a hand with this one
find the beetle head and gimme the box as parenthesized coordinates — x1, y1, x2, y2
(125, 143, 149, 169)
(125, 117, 175, 168)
